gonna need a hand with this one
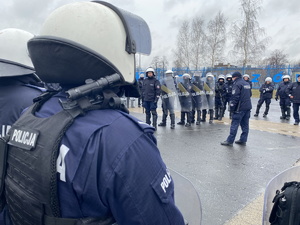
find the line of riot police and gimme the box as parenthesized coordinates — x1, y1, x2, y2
(139, 70, 300, 129)
(139, 70, 237, 129)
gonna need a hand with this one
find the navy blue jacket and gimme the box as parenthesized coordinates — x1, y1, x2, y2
(142, 77, 161, 102)
(223, 81, 234, 100)
(0, 76, 43, 138)
(286, 81, 300, 104)
(259, 83, 274, 99)
(276, 81, 291, 99)
(230, 77, 252, 112)
(3, 91, 184, 225)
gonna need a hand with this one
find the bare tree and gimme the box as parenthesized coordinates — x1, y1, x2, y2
(230, 0, 271, 66)
(190, 16, 206, 70)
(206, 12, 227, 70)
(264, 49, 289, 67)
(173, 20, 191, 68)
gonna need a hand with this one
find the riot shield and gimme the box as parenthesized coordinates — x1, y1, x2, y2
(160, 76, 178, 113)
(177, 82, 192, 112)
(201, 77, 215, 110)
(262, 166, 300, 225)
(191, 77, 203, 111)
(170, 168, 202, 225)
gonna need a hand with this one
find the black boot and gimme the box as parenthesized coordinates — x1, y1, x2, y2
(177, 112, 185, 125)
(286, 107, 291, 120)
(170, 114, 175, 129)
(214, 107, 219, 120)
(146, 113, 151, 125)
(158, 113, 167, 126)
(191, 110, 195, 123)
(185, 112, 192, 127)
(152, 111, 158, 130)
(263, 106, 269, 117)
(196, 110, 201, 125)
(280, 108, 286, 119)
(201, 110, 207, 122)
(254, 105, 260, 117)
(218, 107, 223, 120)
(209, 109, 214, 124)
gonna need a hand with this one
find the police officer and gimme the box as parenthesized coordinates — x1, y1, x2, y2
(158, 70, 177, 129)
(137, 73, 144, 107)
(201, 73, 215, 124)
(191, 72, 203, 125)
(177, 73, 193, 127)
(142, 67, 161, 130)
(221, 71, 252, 146)
(0, 28, 45, 224)
(286, 74, 300, 125)
(275, 75, 292, 120)
(222, 74, 234, 119)
(243, 74, 253, 89)
(214, 74, 225, 120)
(254, 77, 274, 117)
(0, 2, 184, 225)
(0, 28, 44, 138)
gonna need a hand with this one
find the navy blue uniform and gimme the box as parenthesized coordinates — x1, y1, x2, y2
(2, 91, 184, 225)
(214, 81, 225, 120)
(0, 76, 43, 138)
(226, 77, 252, 143)
(255, 83, 274, 116)
(222, 80, 234, 117)
(142, 77, 161, 127)
(0, 75, 43, 224)
(286, 78, 300, 124)
(275, 81, 291, 119)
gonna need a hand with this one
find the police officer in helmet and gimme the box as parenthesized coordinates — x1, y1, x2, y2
(0, 2, 184, 225)
(158, 70, 177, 129)
(275, 75, 292, 120)
(0, 28, 44, 138)
(142, 67, 161, 130)
(254, 77, 274, 117)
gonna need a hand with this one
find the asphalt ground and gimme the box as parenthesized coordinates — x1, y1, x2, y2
(127, 97, 300, 225)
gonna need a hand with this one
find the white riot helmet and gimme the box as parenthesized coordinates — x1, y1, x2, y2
(218, 74, 225, 80)
(243, 74, 250, 78)
(139, 73, 144, 78)
(206, 72, 214, 78)
(226, 74, 232, 80)
(183, 73, 191, 79)
(27, 1, 151, 86)
(282, 75, 290, 80)
(265, 77, 272, 82)
(145, 67, 155, 77)
(0, 28, 35, 77)
(165, 69, 174, 76)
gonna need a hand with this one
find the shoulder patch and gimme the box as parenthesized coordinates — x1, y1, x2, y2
(151, 167, 174, 203)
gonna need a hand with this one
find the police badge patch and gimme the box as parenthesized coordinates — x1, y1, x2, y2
(8, 126, 39, 151)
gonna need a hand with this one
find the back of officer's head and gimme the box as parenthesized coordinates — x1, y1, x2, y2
(27, 1, 151, 90)
(0, 28, 36, 78)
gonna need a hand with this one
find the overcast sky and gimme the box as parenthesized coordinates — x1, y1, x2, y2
(1, 0, 300, 68)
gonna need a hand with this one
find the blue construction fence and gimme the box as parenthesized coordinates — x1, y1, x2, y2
(136, 65, 300, 89)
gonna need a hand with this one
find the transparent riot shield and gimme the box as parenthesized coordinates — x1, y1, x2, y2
(177, 82, 192, 112)
(201, 77, 215, 110)
(170, 169, 202, 225)
(262, 166, 300, 225)
(160, 76, 178, 114)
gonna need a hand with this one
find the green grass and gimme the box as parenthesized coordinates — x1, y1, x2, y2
(251, 89, 277, 98)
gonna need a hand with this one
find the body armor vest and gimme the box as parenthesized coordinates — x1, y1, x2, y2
(0, 91, 119, 225)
